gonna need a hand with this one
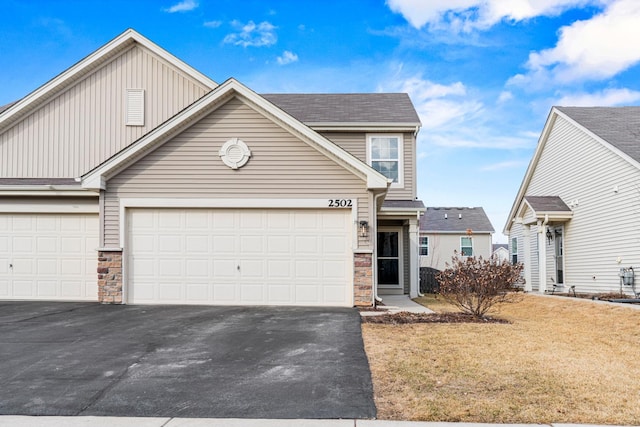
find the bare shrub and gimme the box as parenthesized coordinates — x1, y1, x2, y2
(436, 255, 525, 318)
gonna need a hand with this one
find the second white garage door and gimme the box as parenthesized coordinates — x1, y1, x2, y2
(127, 208, 352, 306)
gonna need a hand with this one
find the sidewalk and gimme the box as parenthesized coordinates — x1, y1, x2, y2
(0, 416, 629, 427)
(360, 295, 434, 316)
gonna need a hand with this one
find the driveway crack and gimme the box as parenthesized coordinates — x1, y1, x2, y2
(75, 343, 158, 416)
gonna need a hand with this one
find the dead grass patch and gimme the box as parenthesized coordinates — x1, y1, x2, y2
(362, 294, 640, 424)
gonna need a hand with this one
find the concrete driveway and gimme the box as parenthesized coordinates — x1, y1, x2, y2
(0, 302, 376, 419)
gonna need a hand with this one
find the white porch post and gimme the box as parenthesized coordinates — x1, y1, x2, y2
(523, 225, 532, 292)
(537, 220, 547, 294)
(408, 218, 420, 298)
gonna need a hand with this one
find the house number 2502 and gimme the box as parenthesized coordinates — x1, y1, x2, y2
(328, 199, 352, 207)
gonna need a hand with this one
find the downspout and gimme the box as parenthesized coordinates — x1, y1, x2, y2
(373, 191, 385, 304)
(416, 209, 424, 297)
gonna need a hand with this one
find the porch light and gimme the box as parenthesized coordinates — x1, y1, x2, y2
(359, 221, 369, 238)
(546, 228, 553, 244)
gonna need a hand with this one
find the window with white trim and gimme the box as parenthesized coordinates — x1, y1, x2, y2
(367, 134, 403, 186)
(511, 237, 518, 264)
(460, 236, 473, 256)
(420, 236, 429, 256)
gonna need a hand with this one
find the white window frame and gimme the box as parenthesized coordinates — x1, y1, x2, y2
(419, 236, 429, 256)
(460, 236, 473, 257)
(511, 237, 518, 264)
(366, 134, 404, 188)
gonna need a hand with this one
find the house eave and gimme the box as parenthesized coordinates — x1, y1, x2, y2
(0, 187, 98, 197)
(420, 230, 494, 234)
(308, 123, 421, 133)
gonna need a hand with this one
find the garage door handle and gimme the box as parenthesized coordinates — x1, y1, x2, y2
(237, 265, 240, 271)
(9, 263, 12, 268)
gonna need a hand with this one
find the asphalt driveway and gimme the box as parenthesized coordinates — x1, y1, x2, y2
(0, 302, 376, 419)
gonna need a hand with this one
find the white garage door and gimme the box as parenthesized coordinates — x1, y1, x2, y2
(0, 214, 99, 300)
(127, 208, 352, 306)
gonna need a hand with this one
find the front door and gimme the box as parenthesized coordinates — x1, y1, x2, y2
(555, 227, 564, 285)
(377, 227, 403, 291)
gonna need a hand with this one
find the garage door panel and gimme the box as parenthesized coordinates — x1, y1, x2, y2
(37, 259, 57, 275)
(37, 280, 57, 297)
(127, 208, 352, 306)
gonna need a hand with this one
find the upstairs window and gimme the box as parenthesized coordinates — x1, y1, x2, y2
(367, 135, 403, 186)
(511, 237, 518, 264)
(460, 236, 473, 256)
(420, 236, 429, 256)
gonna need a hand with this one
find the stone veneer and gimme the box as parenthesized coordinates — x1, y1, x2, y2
(96, 250, 373, 307)
(97, 250, 123, 304)
(354, 252, 373, 306)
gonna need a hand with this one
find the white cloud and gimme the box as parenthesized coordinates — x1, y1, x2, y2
(386, 0, 604, 32)
(511, 0, 640, 86)
(393, 76, 481, 130)
(277, 51, 298, 65)
(555, 88, 640, 106)
(164, 0, 198, 13)
(204, 21, 222, 28)
(497, 91, 513, 103)
(223, 21, 277, 47)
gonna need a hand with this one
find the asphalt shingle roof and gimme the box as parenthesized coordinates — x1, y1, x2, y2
(262, 93, 421, 125)
(557, 106, 640, 163)
(420, 207, 495, 233)
(524, 196, 571, 212)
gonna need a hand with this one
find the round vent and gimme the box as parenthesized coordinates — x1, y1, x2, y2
(219, 138, 251, 169)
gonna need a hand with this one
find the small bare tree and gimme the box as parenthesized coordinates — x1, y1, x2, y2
(436, 255, 525, 318)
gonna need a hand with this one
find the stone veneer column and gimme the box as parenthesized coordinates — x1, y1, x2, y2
(97, 249, 123, 304)
(354, 252, 373, 306)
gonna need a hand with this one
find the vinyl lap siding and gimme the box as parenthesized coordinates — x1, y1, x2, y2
(527, 115, 640, 293)
(320, 131, 416, 201)
(104, 98, 370, 248)
(0, 44, 209, 178)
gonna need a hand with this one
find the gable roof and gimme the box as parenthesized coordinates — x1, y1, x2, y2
(262, 93, 421, 131)
(504, 106, 640, 233)
(556, 107, 640, 164)
(420, 207, 494, 233)
(0, 29, 217, 133)
(524, 196, 571, 213)
(82, 78, 391, 191)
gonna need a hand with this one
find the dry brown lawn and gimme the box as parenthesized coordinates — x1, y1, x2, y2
(362, 294, 640, 424)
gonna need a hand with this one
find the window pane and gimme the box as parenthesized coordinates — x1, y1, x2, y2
(371, 139, 381, 159)
(372, 161, 398, 182)
(377, 232, 398, 257)
(371, 137, 398, 161)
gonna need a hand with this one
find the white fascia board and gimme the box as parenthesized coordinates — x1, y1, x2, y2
(0, 187, 98, 197)
(308, 123, 420, 132)
(128, 30, 216, 90)
(503, 109, 558, 234)
(81, 87, 233, 188)
(554, 108, 640, 174)
(83, 78, 389, 191)
(0, 29, 216, 131)
(234, 82, 391, 190)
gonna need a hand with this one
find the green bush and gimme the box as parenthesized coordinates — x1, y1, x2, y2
(436, 256, 525, 319)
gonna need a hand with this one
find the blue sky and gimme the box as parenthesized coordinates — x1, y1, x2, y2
(2, 0, 640, 242)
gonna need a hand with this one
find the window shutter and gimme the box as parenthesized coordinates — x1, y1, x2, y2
(126, 89, 145, 126)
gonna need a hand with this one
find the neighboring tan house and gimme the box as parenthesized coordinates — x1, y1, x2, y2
(419, 207, 494, 271)
(492, 244, 509, 264)
(0, 29, 425, 307)
(504, 106, 640, 296)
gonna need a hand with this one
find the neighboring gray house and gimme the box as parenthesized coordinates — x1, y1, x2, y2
(505, 106, 640, 295)
(419, 207, 494, 271)
(0, 29, 425, 307)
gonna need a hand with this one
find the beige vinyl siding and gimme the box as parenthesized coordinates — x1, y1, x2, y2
(0, 43, 209, 178)
(526, 115, 640, 294)
(104, 97, 370, 248)
(321, 131, 416, 200)
(419, 233, 492, 271)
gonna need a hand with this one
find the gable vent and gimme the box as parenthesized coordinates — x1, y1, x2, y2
(126, 89, 145, 126)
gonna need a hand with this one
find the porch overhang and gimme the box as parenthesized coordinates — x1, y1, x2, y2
(515, 195, 573, 225)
